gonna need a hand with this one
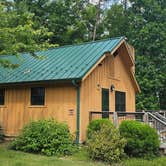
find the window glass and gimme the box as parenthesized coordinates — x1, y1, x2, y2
(115, 91, 126, 112)
(0, 89, 5, 105)
(31, 87, 45, 105)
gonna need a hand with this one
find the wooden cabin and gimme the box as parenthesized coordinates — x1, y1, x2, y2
(0, 37, 140, 142)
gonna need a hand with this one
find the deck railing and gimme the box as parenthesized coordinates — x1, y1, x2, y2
(89, 110, 166, 143)
(147, 112, 166, 142)
(89, 111, 145, 125)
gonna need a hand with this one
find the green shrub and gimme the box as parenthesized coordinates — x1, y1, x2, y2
(10, 119, 76, 156)
(119, 120, 160, 157)
(87, 119, 114, 139)
(0, 125, 4, 142)
(86, 119, 126, 163)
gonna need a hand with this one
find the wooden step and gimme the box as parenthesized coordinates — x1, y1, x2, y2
(160, 143, 166, 155)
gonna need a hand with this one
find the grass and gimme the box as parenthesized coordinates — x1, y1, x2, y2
(0, 143, 104, 166)
(124, 158, 166, 166)
(0, 143, 166, 166)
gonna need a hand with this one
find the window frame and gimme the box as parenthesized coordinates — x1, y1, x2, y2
(30, 87, 45, 106)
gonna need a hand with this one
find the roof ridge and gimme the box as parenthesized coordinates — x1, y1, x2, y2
(0, 36, 125, 58)
(48, 36, 125, 50)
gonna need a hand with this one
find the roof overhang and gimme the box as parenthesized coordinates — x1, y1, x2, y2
(0, 78, 82, 87)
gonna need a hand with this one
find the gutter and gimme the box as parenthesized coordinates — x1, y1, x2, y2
(72, 80, 80, 144)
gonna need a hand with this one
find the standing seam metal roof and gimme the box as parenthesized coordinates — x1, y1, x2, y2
(0, 36, 124, 84)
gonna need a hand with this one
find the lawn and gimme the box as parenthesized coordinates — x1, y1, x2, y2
(0, 143, 166, 166)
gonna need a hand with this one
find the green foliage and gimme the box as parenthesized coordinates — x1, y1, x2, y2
(105, 4, 129, 37)
(135, 56, 162, 110)
(86, 119, 126, 163)
(119, 120, 160, 157)
(86, 119, 114, 139)
(0, 1, 56, 67)
(126, 0, 166, 110)
(14, 0, 90, 45)
(10, 119, 76, 156)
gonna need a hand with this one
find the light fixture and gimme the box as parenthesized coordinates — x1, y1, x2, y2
(97, 84, 101, 90)
(110, 84, 115, 92)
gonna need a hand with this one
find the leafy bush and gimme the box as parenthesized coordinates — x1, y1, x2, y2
(0, 125, 4, 142)
(10, 119, 76, 156)
(86, 119, 126, 163)
(87, 119, 114, 139)
(119, 120, 160, 157)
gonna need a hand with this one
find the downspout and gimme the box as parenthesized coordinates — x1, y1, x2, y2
(72, 80, 80, 144)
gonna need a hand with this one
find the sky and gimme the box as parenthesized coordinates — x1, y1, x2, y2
(89, 0, 120, 8)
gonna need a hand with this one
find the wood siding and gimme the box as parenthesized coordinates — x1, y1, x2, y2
(0, 84, 77, 137)
(80, 44, 136, 141)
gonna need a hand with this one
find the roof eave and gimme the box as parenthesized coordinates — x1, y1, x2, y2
(0, 77, 82, 87)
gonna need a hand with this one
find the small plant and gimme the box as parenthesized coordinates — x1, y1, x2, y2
(10, 119, 76, 156)
(119, 120, 160, 157)
(86, 119, 126, 163)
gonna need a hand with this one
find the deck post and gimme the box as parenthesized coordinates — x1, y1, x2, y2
(113, 112, 118, 127)
(164, 112, 166, 118)
(143, 111, 149, 124)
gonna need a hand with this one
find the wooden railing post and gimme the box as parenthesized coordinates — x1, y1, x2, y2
(113, 112, 118, 128)
(143, 111, 149, 124)
(164, 112, 166, 118)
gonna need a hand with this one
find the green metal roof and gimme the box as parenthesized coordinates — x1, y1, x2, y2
(0, 37, 124, 84)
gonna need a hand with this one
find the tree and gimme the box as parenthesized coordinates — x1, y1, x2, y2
(104, 4, 129, 37)
(126, 0, 166, 110)
(104, 0, 166, 110)
(135, 56, 162, 110)
(0, 1, 55, 67)
(14, 0, 90, 45)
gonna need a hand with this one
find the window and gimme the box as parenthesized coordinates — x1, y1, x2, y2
(0, 89, 5, 105)
(31, 87, 45, 105)
(102, 88, 109, 118)
(115, 91, 126, 112)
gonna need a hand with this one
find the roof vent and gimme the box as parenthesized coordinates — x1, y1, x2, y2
(23, 69, 31, 74)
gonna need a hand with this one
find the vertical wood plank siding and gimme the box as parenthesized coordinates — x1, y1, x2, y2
(80, 45, 136, 141)
(0, 85, 77, 137)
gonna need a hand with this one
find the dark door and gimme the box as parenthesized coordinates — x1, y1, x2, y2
(115, 91, 126, 112)
(102, 88, 109, 118)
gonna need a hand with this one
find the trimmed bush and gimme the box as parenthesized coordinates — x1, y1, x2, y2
(10, 119, 76, 156)
(119, 120, 160, 157)
(87, 119, 114, 139)
(86, 119, 126, 163)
